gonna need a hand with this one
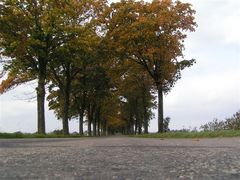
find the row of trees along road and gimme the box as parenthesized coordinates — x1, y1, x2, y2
(0, 0, 197, 135)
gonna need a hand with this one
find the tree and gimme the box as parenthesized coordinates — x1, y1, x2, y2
(48, 28, 102, 135)
(118, 62, 155, 134)
(0, 0, 105, 134)
(0, 0, 76, 134)
(101, 0, 197, 133)
(47, 33, 109, 135)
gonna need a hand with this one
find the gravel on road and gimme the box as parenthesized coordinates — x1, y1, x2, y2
(1, 137, 240, 180)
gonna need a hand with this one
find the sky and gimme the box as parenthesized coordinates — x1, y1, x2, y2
(0, 0, 239, 133)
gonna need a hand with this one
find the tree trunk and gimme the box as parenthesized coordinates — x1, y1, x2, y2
(138, 123, 142, 134)
(143, 107, 148, 134)
(97, 115, 100, 136)
(135, 118, 138, 135)
(36, 62, 46, 134)
(91, 104, 96, 136)
(87, 105, 92, 136)
(79, 108, 84, 135)
(93, 113, 96, 137)
(158, 85, 164, 133)
(137, 112, 142, 134)
(102, 119, 107, 136)
(130, 115, 134, 135)
(62, 64, 71, 135)
(88, 118, 92, 136)
(134, 97, 140, 134)
(79, 77, 86, 136)
(127, 123, 131, 135)
(62, 90, 70, 135)
(142, 88, 148, 134)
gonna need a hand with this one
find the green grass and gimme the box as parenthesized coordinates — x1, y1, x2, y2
(2, 130, 240, 139)
(0, 132, 84, 139)
(131, 130, 240, 138)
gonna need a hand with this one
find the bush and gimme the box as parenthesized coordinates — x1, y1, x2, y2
(225, 111, 240, 130)
(71, 132, 79, 135)
(163, 117, 170, 132)
(200, 118, 226, 131)
(200, 110, 240, 131)
(14, 131, 23, 135)
(51, 129, 63, 135)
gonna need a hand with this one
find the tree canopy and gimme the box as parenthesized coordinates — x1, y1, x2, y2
(0, 0, 196, 135)
(101, 0, 196, 132)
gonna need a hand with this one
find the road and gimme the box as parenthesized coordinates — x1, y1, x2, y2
(0, 137, 240, 180)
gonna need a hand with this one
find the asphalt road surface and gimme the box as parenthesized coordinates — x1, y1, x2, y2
(1, 137, 240, 180)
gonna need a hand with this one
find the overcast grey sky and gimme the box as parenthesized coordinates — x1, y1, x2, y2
(0, 0, 239, 133)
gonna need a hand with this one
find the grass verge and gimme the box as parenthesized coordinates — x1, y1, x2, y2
(131, 130, 240, 138)
(0, 132, 83, 139)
